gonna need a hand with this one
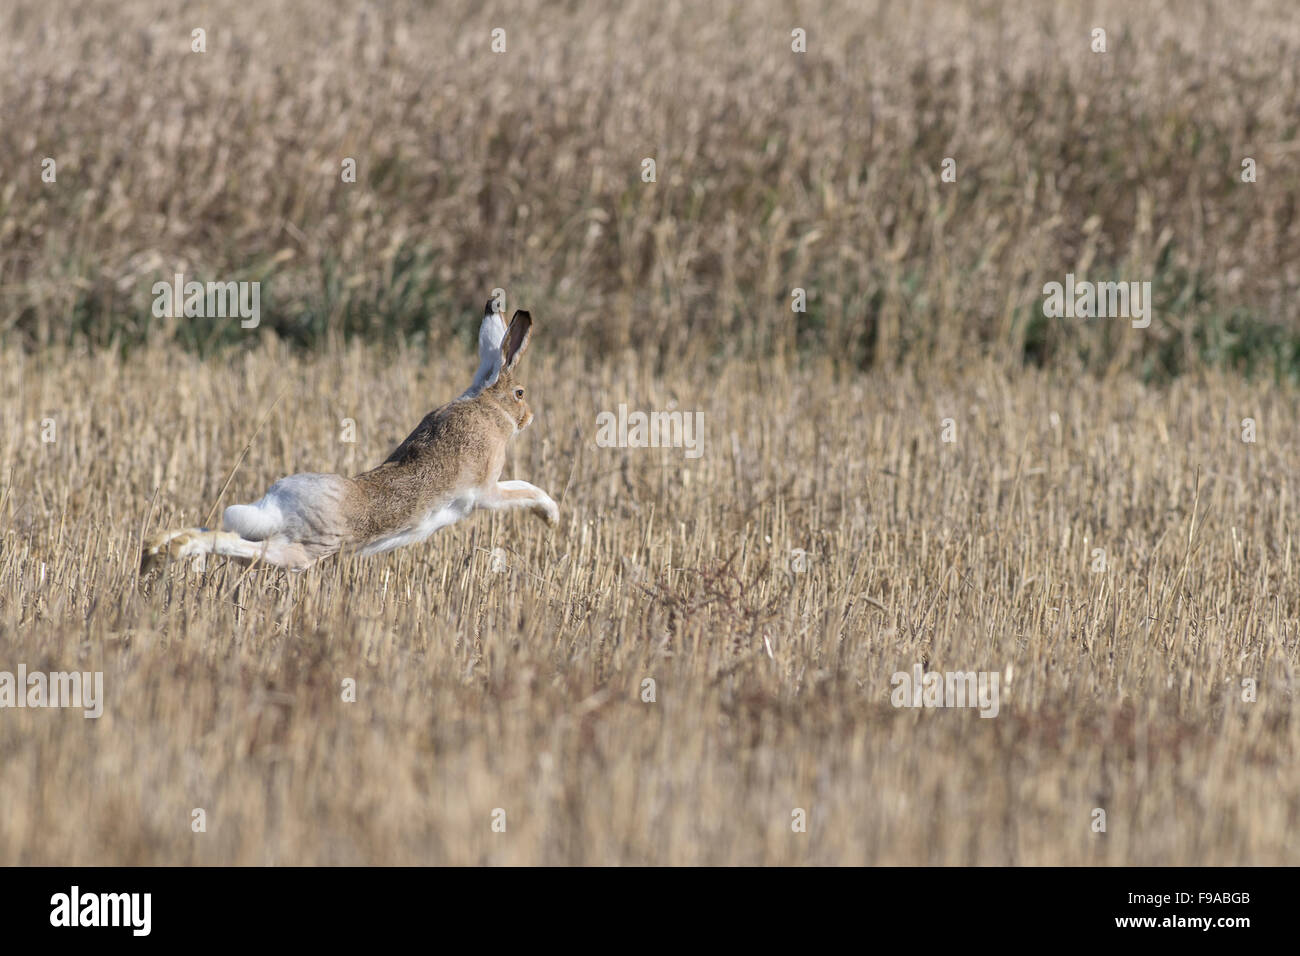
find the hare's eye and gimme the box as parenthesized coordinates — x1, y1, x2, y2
(514, 387, 525, 400)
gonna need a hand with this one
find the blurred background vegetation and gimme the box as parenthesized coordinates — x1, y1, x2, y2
(2, 0, 1297, 380)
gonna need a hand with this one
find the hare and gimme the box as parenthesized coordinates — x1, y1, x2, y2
(141, 303, 557, 573)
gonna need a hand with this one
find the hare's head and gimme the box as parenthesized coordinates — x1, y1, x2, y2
(486, 310, 533, 431)
(460, 301, 534, 432)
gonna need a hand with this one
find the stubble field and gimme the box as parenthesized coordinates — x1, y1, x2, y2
(1, 342, 1297, 864)
(1, 0, 1298, 865)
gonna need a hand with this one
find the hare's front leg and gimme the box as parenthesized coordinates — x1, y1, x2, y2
(479, 480, 558, 526)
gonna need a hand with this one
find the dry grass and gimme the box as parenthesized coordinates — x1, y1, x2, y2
(2, 0, 1298, 374)
(1, 338, 1297, 864)
(2, 0, 1299, 865)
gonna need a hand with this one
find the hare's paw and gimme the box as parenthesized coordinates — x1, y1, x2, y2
(532, 495, 559, 527)
(140, 528, 209, 573)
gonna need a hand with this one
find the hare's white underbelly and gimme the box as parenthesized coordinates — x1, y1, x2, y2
(358, 492, 478, 555)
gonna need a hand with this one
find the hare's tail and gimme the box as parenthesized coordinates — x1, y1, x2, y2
(223, 501, 286, 539)
(223, 473, 352, 543)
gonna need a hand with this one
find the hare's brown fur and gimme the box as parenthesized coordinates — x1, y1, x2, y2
(141, 305, 555, 573)
(348, 368, 530, 541)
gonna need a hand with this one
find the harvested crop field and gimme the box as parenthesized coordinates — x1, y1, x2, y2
(1, 0, 1297, 865)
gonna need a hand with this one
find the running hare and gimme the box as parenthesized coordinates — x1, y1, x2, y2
(141, 303, 557, 572)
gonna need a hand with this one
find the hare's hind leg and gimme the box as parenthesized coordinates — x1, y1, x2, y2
(479, 480, 558, 526)
(141, 528, 315, 572)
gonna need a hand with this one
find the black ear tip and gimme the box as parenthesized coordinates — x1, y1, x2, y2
(484, 298, 499, 316)
(511, 310, 532, 325)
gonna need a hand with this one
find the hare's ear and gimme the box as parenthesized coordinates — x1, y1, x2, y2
(501, 310, 533, 373)
(460, 300, 508, 398)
